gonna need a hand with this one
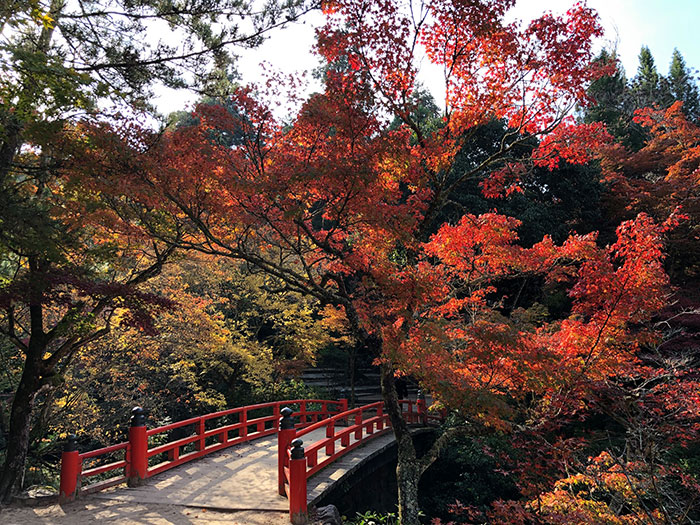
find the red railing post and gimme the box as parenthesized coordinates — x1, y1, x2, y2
(354, 411, 362, 440)
(325, 420, 335, 456)
(168, 445, 179, 462)
(278, 407, 296, 496)
(58, 434, 80, 503)
(339, 393, 348, 426)
(377, 405, 384, 431)
(219, 418, 228, 445)
(196, 417, 205, 451)
(300, 400, 307, 426)
(417, 390, 427, 425)
(127, 407, 148, 487)
(289, 439, 308, 525)
(241, 407, 248, 440)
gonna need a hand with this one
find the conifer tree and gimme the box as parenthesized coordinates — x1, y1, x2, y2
(632, 46, 674, 108)
(636, 46, 660, 94)
(668, 48, 700, 122)
(627, 46, 671, 149)
(583, 49, 628, 140)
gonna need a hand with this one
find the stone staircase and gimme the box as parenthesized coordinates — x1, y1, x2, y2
(300, 366, 420, 405)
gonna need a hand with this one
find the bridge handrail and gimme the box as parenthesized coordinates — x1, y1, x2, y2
(303, 412, 390, 478)
(58, 398, 344, 502)
(398, 398, 446, 425)
(79, 442, 130, 482)
(294, 401, 383, 439)
(145, 399, 342, 438)
(280, 396, 445, 524)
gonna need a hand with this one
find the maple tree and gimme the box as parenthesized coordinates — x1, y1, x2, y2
(437, 450, 699, 524)
(423, 58, 700, 525)
(72, 2, 681, 523)
(600, 101, 700, 280)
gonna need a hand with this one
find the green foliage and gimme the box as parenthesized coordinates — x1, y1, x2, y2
(440, 120, 604, 247)
(52, 255, 328, 433)
(634, 46, 661, 97)
(583, 49, 638, 147)
(348, 510, 399, 525)
(668, 48, 700, 122)
(583, 46, 700, 148)
(389, 86, 443, 140)
(419, 434, 519, 522)
(250, 379, 322, 404)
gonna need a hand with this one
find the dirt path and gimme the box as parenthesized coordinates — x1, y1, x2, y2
(1, 499, 290, 524)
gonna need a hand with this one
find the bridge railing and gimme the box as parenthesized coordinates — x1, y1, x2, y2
(398, 397, 447, 425)
(58, 398, 344, 503)
(280, 396, 446, 525)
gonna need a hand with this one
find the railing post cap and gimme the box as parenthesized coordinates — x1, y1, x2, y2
(131, 406, 147, 427)
(291, 439, 305, 459)
(280, 407, 294, 430)
(417, 389, 425, 400)
(63, 434, 78, 452)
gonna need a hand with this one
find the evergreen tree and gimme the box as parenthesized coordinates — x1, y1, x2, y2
(631, 46, 672, 110)
(668, 48, 700, 122)
(626, 46, 673, 149)
(583, 50, 628, 140)
(635, 46, 660, 94)
(582, 48, 648, 150)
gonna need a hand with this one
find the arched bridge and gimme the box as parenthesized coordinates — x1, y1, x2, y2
(58, 398, 444, 524)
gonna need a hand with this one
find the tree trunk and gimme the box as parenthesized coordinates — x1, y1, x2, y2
(0, 349, 43, 502)
(0, 116, 22, 183)
(380, 362, 422, 525)
(396, 435, 422, 525)
(349, 346, 356, 408)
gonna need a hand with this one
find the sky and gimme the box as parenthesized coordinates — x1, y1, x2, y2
(517, 0, 700, 77)
(153, 0, 700, 116)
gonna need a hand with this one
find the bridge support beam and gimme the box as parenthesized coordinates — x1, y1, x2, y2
(58, 434, 80, 503)
(128, 407, 148, 487)
(289, 439, 308, 525)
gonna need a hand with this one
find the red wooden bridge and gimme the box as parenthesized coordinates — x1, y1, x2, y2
(58, 397, 444, 524)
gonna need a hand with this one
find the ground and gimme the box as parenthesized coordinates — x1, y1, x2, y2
(0, 499, 291, 524)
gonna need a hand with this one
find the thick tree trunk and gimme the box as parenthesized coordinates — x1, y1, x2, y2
(380, 362, 422, 525)
(396, 436, 422, 525)
(0, 350, 43, 502)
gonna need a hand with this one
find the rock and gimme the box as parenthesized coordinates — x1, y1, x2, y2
(314, 504, 344, 525)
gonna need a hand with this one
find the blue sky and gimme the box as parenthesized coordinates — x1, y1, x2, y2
(515, 0, 700, 79)
(154, 1, 700, 114)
